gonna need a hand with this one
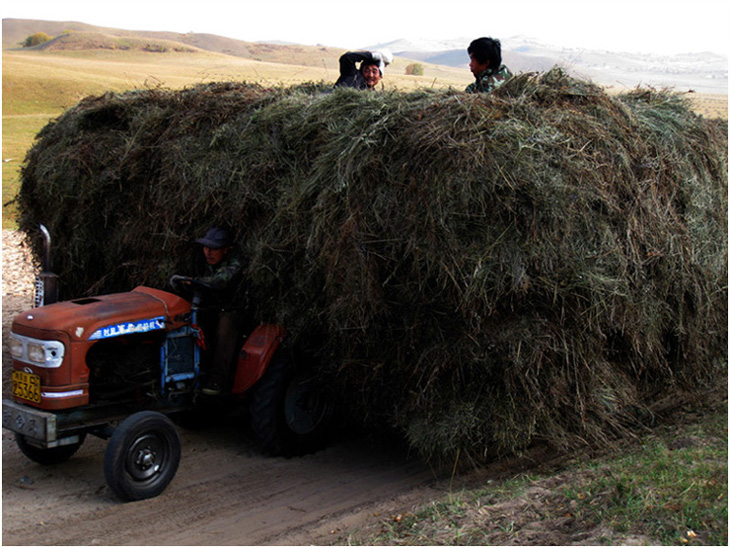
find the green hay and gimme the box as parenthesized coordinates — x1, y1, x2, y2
(18, 69, 728, 465)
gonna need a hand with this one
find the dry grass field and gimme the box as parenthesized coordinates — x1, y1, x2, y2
(686, 92, 729, 119)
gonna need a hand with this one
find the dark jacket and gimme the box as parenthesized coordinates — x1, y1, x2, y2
(194, 248, 244, 309)
(334, 51, 378, 89)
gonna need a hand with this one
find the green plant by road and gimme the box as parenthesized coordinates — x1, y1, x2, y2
(341, 389, 727, 546)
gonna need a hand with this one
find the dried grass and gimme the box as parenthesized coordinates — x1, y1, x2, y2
(19, 69, 728, 465)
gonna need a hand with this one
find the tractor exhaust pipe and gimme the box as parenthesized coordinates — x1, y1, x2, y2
(34, 224, 59, 307)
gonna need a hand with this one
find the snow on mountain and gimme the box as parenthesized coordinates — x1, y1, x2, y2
(368, 37, 471, 53)
(368, 35, 727, 94)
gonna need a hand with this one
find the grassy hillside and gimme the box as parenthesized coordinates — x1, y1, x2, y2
(2, 17, 350, 67)
(3, 17, 470, 77)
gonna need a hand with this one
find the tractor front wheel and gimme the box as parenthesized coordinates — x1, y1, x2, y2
(104, 411, 181, 501)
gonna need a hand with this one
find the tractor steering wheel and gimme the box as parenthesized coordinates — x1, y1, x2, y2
(169, 275, 217, 309)
(169, 275, 215, 293)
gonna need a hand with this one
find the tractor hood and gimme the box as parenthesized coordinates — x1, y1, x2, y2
(11, 286, 191, 342)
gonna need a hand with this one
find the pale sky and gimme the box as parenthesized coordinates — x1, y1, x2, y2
(2, 0, 729, 56)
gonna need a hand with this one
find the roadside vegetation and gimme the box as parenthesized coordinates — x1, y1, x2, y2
(341, 384, 727, 545)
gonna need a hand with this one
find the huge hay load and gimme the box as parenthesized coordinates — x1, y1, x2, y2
(18, 69, 728, 465)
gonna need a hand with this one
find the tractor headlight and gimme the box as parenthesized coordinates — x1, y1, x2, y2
(8, 334, 65, 368)
(8, 337, 23, 359)
(27, 342, 47, 364)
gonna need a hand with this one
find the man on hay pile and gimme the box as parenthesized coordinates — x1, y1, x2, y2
(335, 49, 393, 90)
(466, 36, 513, 93)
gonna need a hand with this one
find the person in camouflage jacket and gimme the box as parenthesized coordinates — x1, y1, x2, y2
(465, 36, 513, 93)
(193, 227, 243, 308)
(186, 226, 245, 396)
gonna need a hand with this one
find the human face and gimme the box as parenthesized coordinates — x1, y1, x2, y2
(469, 53, 490, 76)
(203, 246, 229, 266)
(362, 64, 382, 89)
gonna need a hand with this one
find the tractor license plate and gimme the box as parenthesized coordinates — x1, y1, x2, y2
(11, 370, 41, 404)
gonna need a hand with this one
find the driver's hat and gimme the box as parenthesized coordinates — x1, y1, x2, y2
(194, 226, 232, 249)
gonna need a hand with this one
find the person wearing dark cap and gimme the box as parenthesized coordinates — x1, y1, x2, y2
(185, 226, 244, 396)
(465, 37, 512, 93)
(334, 49, 393, 90)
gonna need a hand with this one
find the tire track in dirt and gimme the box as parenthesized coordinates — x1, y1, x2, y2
(3, 418, 437, 545)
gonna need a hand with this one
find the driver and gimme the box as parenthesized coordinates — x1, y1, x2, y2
(180, 226, 244, 396)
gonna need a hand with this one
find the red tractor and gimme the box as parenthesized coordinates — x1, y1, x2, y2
(3, 226, 334, 501)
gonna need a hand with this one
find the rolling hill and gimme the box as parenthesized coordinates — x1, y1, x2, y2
(1, 18, 476, 91)
(2, 18, 364, 71)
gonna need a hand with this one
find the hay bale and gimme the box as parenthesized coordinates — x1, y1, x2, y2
(18, 69, 728, 465)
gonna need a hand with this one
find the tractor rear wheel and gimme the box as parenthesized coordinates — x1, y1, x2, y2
(104, 411, 181, 501)
(249, 354, 334, 456)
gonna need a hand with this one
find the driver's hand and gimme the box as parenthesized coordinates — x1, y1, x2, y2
(169, 274, 191, 291)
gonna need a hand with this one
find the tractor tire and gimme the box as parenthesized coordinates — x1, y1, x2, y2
(15, 432, 85, 465)
(249, 353, 334, 457)
(104, 411, 181, 501)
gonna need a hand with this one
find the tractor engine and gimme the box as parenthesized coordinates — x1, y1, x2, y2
(85, 331, 164, 403)
(8, 286, 192, 411)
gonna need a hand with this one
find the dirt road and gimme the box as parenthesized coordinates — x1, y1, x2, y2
(2, 414, 440, 545)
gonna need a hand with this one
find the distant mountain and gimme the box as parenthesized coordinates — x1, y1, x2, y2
(369, 36, 728, 94)
(383, 46, 555, 75)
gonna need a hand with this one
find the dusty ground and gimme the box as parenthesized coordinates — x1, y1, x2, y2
(2, 417, 443, 545)
(1, 230, 725, 546)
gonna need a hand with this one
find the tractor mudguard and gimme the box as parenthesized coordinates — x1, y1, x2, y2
(231, 324, 286, 394)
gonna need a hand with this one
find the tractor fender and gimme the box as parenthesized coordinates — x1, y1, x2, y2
(231, 324, 286, 394)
